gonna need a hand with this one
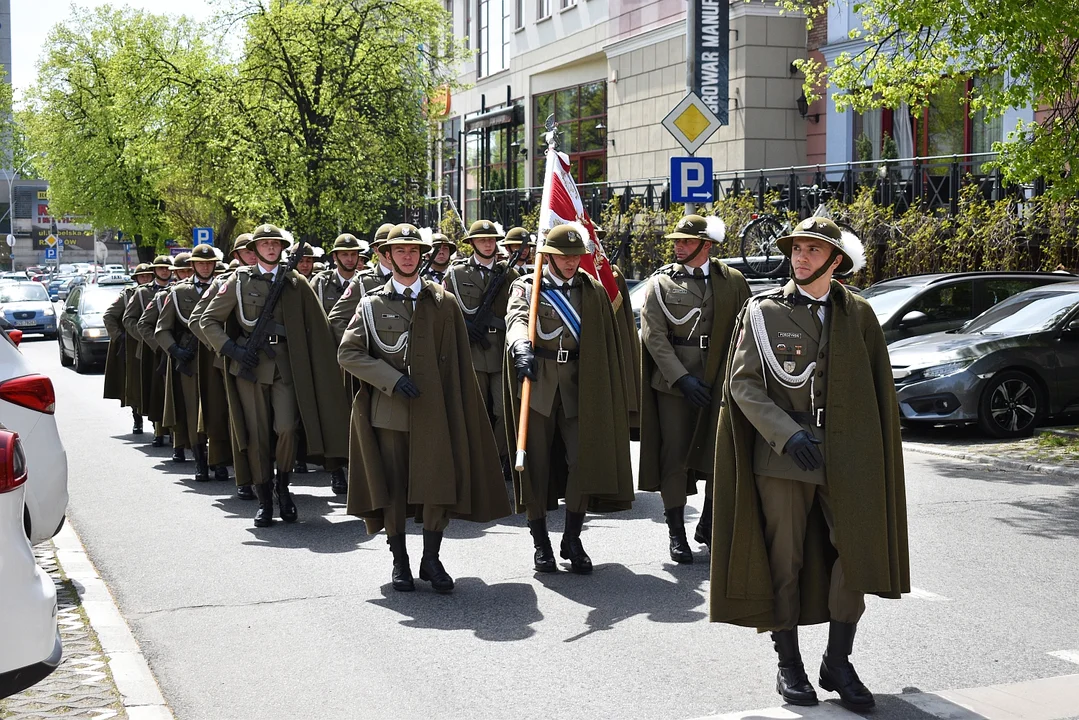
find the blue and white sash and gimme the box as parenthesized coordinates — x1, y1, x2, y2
(540, 287, 582, 343)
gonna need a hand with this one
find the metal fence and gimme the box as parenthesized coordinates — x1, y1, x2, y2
(412, 152, 1042, 230)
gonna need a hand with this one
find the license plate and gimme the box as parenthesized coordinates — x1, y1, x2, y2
(14, 319, 37, 327)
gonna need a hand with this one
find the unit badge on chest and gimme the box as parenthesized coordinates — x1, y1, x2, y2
(783, 360, 797, 373)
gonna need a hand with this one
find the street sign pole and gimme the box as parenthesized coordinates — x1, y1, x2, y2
(685, 0, 700, 216)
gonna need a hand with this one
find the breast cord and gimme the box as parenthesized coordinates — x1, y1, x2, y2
(749, 298, 817, 415)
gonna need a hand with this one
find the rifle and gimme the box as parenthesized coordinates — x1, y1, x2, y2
(236, 237, 307, 383)
(470, 244, 525, 350)
(417, 245, 438, 278)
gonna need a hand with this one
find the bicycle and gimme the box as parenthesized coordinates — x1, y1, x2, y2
(739, 186, 858, 279)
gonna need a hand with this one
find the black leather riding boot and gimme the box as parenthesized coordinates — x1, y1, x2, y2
(771, 628, 818, 706)
(694, 496, 712, 548)
(237, 483, 255, 500)
(527, 517, 556, 573)
(418, 529, 454, 593)
(819, 622, 875, 711)
(253, 482, 273, 527)
(387, 534, 415, 592)
(330, 467, 348, 495)
(214, 464, 230, 482)
(275, 470, 297, 523)
(664, 505, 693, 564)
(560, 511, 593, 574)
(151, 434, 165, 448)
(132, 409, 143, 435)
(193, 441, 210, 482)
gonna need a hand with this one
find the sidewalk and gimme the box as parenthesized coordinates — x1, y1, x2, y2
(905, 426, 1079, 478)
(0, 525, 173, 720)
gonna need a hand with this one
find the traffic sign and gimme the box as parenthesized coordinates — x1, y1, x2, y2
(44, 234, 58, 248)
(5, 234, 14, 248)
(193, 227, 213, 245)
(671, 156, 714, 203)
(44, 247, 57, 260)
(169, 247, 187, 256)
(662, 92, 723, 155)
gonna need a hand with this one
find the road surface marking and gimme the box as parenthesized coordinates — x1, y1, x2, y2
(908, 586, 952, 601)
(687, 703, 861, 719)
(1048, 649, 1079, 666)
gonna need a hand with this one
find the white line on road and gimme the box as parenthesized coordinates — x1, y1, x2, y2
(1048, 649, 1079, 666)
(687, 702, 863, 719)
(908, 586, 952, 601)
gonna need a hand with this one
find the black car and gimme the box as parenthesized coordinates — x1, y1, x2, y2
(861, 271, 1077, 344)
(889, 281, 1079, 437)
(57, 284, 129, 372)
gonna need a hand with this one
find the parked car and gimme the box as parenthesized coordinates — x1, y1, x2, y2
(0, 272, 30, 282)
(890, 281, 1079, 438)
(56, 275, 86, 302)
(58, 284, 126, 371)
(104, 264, 126, 274)
(861, 271, 1077, 345)
(45, 275, 75, 302)
(0, 284, 57, 339)
(628, 262, 785, 328)
(0, 327, 68, 543)
(0, 423, 62, 699)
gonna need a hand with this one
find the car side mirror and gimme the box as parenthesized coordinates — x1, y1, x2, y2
(1063, 319, 1079, 338)
(899, 310, 929, 328)
(65, 306, 77, 313)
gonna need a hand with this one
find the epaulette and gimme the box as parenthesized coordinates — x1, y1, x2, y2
(655, 263, 678, 276)
(451, 257, 470, 266)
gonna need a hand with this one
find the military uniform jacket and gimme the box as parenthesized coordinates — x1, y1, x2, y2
(155, 279, 211, 353)
(444, 257, 518, 374)
(729, 280, 830, 484)
(312, 269, 353, 316)
(123, 282, 168, 359)
(102, 285, 135, 402)
(137, 286, 172, 350)
(327, 265, 394, 343)
(640, 262, 716, 395)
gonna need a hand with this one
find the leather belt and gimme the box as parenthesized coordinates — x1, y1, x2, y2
(244, 323, 287, 345)
(789, 409, 825, 428)
(669, 334, 709, 349)
(534, 346, 578, 364)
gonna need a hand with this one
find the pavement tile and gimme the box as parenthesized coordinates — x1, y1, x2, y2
(0, 543, 126, 720)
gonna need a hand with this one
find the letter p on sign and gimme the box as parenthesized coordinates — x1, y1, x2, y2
(193, 227, 214, 245)
(670, 156, 714, 203)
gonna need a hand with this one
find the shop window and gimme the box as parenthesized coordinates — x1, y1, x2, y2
(463, 104, 525, 224)
(532, 80, 607, 186)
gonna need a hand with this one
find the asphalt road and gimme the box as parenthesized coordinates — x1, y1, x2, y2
(22, 336, 1079, 720)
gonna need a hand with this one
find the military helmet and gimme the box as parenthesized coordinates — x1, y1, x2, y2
(466, 219, 504, 242)
(371, 223, 395, 249)
(231, 233, 254, 255)
(502, 227, 534, 247)
(190, 243, 222, 263)
(381, 223, 432, 249)
(776, 216, 865, 275)
(227, 258, 241, 270)
(214, 261, 229, 275)
(592, 223, 608, 241)
(429, 232, 455, 248)
(538, 223, 590, 256)
(664, 214, 726, 243)
(313, 261, 327, 273)
(131, 263, 153, 277)
(299, 243, 324, 259)
(250, 224, 289, 249)
(330, 233, 362, 253)
(170, 252, 192, 270)
(150, 254, 173, 269)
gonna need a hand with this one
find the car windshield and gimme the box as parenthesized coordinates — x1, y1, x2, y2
(81, 289, 122, 314)
(961, 288, 1079, 334)
(859, 283, 924, 319)
(0, 284, 50, 302)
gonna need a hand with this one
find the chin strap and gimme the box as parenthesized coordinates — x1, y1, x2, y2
(793, 248, 839, 286)
(472, 245, 497, 261)
(388, 255, 419, 279)
(680, 239, 709, 267)
(549, 261, 573, 281)
(253, 247, 282, 268)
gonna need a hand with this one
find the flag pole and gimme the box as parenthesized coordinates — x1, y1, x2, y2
(514, 251, 545, 472)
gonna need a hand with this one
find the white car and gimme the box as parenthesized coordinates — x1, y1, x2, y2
(0, 329, 69, 544)
(0, 423, 61, 698)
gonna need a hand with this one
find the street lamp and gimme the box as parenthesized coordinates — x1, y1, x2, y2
(3, 153, 43, 272)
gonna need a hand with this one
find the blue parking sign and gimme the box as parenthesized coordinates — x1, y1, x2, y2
(193, 227, 213, 245)
(44, 247, 57, 260)
(671, 156, 714, 203)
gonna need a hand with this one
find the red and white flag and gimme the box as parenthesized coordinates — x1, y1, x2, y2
(538, 146, 620, 304)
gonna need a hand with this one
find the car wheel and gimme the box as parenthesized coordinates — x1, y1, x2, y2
(977, 370, 1045, 439)
(59, 333, 74, 366)
(73, 338, 91, 374)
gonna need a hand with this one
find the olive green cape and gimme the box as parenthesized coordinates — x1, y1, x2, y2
(639, 259, 750, 493)
(102, 288, 132, 403)
(709, 281, 910, 629)
(611, 266, 641, 433)
(345, 282, 512, 532)
(221, 270, 351, 479)
(502, 270, 635, 514)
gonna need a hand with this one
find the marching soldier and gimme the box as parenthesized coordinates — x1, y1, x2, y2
(503, 223, 634, 574)
(139, 254, 189, 462)
(710, 217, 908, 710)
(124, 255, 173, 447)
(327, 223, 395, 343)
(156, 244, 224, 482)
(199, 224, 350, 528)
(501, 226, 535, 274)
(338, 223, 510, 593)
(443, 220, 518, 477)
(312, 234, 365, 316)
(295, 243, 323, 280)
(638, 215, 750, 563)
(421, 232, 455, 284)
(104, 264, 154, 433)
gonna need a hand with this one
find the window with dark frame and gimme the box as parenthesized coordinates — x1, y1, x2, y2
(532, 80, 607, 186)
(463, 105, 525, 224)
(537, 0, 550, 20)
(441, 117, 462, 210)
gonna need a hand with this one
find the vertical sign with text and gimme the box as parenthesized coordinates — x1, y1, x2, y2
(690, 0, 729, 125)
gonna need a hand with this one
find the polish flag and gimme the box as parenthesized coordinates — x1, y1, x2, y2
(538, 145, 620, 304)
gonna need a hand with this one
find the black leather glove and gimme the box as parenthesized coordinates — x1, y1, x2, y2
(222, 339, 257, 369)
(674, 374, 712, 409)
(167, 343, 195, 363)
(510, 339, 537, 382)
(465, 321, 485, 344)
(784, 430, 824, 472)
(393, 375, 421, 398)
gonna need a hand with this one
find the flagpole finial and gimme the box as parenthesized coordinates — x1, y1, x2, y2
(544, 114, 560, 151)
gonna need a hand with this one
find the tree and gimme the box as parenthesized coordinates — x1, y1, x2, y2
(791, 0, 1079, 197)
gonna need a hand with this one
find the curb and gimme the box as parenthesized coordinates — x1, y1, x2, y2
(905, 442, 1079, 479)
(52, 521, 175, 720)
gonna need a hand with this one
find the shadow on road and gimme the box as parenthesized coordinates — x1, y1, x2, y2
(368, 578, 543, 641)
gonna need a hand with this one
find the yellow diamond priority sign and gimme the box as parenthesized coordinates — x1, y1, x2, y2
(662, 92, 723, 155)
(44, 234, 58, 248)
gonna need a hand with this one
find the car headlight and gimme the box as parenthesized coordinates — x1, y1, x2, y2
(921, 360, 974, 379)
(82, 327, 108, 339)
(43, 307, 55, 316)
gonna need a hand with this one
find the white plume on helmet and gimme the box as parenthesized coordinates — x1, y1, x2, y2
(493, 222, 505, 237)
(567, 220, 594, 253)
(840, 230, 866, 273)
(703, 216, 726, 244)
(418, 227, 434, 245)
